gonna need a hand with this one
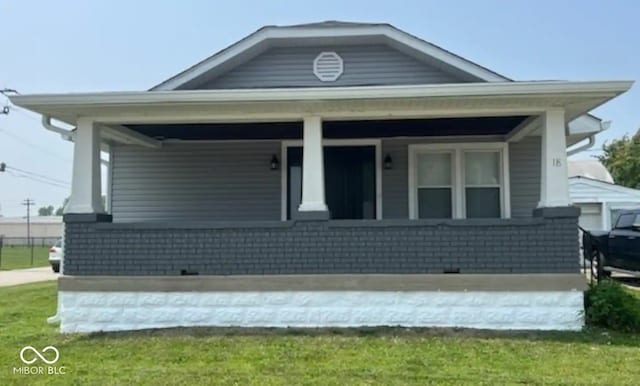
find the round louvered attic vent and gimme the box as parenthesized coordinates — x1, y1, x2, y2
(313, 52, 343, 82)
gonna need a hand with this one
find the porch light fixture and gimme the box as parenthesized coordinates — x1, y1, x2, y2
(270, 154, 280, 170)
(383, 154, 393, 170)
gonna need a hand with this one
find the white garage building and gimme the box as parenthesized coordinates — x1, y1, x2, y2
(569, 160, 640, 231)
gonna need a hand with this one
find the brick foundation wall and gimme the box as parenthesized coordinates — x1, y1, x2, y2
(63, 216, 579, 276)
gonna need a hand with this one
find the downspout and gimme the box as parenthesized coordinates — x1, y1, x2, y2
(566, 120, 610, 157)
(42, 115, 74, 141)
(42, 116, 70, 325)
(567, 135, 595, 156)
(42, 116, 114, 326)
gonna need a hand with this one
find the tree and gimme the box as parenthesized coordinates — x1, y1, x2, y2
(38, 205, 54, 216)
(55, 197, 70, 216)
(53, 196, 105, 215)
(598, 131, 640, 189)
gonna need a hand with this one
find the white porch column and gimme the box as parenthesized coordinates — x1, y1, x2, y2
(298, 116, 328, 213)
(65, 117, 105, 214)
(538, 108, 571, 207)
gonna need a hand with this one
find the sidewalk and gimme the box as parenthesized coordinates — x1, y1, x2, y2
(0, 266, 58, 287)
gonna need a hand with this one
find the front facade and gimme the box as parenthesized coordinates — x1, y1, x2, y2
(12, 22, 632, 332)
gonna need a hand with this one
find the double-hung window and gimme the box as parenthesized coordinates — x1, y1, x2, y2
(415, 152, 454, 218)
(464, 151, 502, 218)
(409, 143, 510, 219)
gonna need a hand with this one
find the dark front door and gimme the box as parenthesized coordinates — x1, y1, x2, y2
(287, 146, 376, 220)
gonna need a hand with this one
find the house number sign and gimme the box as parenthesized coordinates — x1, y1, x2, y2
(552, 158, 562, 167)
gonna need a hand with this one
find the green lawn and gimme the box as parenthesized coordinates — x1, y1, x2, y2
(0, 246, 49, 270)
(1, 283, 640, 385)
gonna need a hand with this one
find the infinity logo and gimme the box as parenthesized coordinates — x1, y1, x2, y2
(19, 346, 60, 365)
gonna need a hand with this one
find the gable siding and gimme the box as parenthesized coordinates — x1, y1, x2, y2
(381, 136, 541, 219)
(111, 142, 281, 222)
(196, 44, 465, 89)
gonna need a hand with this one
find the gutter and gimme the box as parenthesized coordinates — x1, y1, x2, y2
(43, 115, 161, 149)
(567, 120, 610, 156)
(42, 115, 74, 141)
(11, 80, 634, 107)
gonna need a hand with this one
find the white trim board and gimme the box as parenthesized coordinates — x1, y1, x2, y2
(281, 139, 382, 221)
(408, 142, 511, 220)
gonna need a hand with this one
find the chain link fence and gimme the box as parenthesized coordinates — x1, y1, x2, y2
(0, 236, 59, 270)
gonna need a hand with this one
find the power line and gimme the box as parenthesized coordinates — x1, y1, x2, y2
(0, 127, 72, 163)
(5, 165, 69, 185)
(0, 98, 73, 163)
(4, 169, 70, 189)
(9, 105, 43, 123)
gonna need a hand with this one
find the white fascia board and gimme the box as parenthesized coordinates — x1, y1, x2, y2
(152, 24, 508, 90)
(9, 81, 634, 109)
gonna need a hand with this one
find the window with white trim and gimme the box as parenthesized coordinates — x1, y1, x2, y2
(464, 151, 502, 218)
(410, 144, 509, 219)
(416, 152, 454, 218)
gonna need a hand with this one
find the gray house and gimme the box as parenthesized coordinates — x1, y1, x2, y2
(11, 22, 632, 332)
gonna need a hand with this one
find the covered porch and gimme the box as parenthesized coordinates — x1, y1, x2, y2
(11, 81, 632, 332)
(13, 82, 621, 275)
(11, 81, 630, 277)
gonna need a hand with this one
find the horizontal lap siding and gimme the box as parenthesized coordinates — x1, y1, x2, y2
(111, 142, 281, 222)
(199, 45, 464, 89)
(112, 137, 541, 222)
(381, 139, 409, 219)
(382, 136, 542, 219)
(509, 137, 541, 218)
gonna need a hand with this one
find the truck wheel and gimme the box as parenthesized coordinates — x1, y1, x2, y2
(592, 252, 611, 281)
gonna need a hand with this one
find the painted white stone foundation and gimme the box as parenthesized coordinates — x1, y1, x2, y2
(59, 291, 584, 333)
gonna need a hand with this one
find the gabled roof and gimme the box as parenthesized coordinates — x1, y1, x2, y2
(150, 21, 508, 91)
(150, 21, 605, 138)
(570, 176, 640, 203)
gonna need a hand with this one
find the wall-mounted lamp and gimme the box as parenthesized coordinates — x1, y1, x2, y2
(270, 154, 280, 170)
(383, 154, 393, 170)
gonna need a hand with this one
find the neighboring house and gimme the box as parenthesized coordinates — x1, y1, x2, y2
(10, 21, 633, 332)
(569, 160, 640, 230)
(0, 216, 63, 245)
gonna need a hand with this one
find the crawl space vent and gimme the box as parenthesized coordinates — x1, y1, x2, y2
(313, 52, 344, 82)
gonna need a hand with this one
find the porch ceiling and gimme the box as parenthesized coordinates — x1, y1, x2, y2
(126, 116, 529, 140)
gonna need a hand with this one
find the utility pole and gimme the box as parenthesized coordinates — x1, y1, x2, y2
(22, 199, 35, 266)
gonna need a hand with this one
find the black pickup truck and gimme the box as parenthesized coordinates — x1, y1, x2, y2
(583, 209, 640, 279)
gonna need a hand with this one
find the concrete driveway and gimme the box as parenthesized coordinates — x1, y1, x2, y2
(0, 267, 58, 287)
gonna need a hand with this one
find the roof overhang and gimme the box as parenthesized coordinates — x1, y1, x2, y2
(10, 80, 633, 146)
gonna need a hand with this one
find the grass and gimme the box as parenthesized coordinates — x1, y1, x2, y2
(0, 246, 50, 270)
(1, 283, 640, 385)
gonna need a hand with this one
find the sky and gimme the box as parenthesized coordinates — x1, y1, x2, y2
(0, 0, 638, 217)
